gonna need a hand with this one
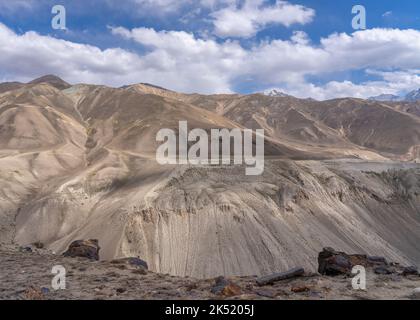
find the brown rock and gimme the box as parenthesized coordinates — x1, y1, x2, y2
(291, 285, 311, 293)
(185, 283, 198, 291)
(23, 287, 45, 300)
(32, 242, 44, 249)
(211, 276, 242, 297)
(116, 288, 126, 294)
(318, 248, 388, 276)
(63, 239, 100, 260)
(221, 283, 242, 297)
(318, 248, 352, 275)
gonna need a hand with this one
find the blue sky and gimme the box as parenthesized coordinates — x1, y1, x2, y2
(1, 0, 420, 99)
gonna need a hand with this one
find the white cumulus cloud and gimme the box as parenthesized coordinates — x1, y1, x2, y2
(2, 22, 420, 99)
(211, 0, 315, 38)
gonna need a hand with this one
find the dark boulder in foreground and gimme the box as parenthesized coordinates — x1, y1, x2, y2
(63, 239, 100, 261)
(318, 248, 420, 278)
(318, 247, 389, 276)
(318, 248, 355, 276)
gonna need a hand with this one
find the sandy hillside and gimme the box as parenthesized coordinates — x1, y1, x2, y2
(0, 76, 419, 281)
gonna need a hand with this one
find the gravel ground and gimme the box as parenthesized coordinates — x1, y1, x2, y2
(1, 244, 419, 300)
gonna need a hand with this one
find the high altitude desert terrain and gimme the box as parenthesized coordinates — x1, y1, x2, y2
(0, 75, 419, 285)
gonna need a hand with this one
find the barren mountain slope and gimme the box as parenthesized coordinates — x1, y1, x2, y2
(115, 160, 420, 278)
(0, 77, 419, 280)
(28, 75, 71, 90)
(4, 82, 336, 260)
(138, 90, 420, 162)
(0, 84, 87, 243)
(387, 101, 420, 118)
(301, 98, 420, 160)
(10, 158, 420, 279)
(121, 86, 387, 160)
(72, 84, 347, 160)
(0, 75, 70, 95)
(0, 82, 24, 94)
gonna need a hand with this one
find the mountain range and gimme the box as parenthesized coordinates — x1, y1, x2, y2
(0, 75, 419, 278)
(369, 89, 420, 102)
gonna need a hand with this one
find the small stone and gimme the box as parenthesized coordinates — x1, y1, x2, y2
(111, 257, 148, 270)
(211, 276, 229, 293)
(211, 276, 242, 297)
(185, 283, 198, 291)
(411, 288, 420, 300)
(127, 257, 148, 270)
(255, 289, 276, 298)
(19, 246, 32, 253)
(374, 266, 393, 275)
(221, 283, 242, 297)
(23, 287, 44, 300)
(131, 268, 148, 275)
(309, 291, 322, 298)
(367, 256, 388, 265)
(291, 285, 311, 293)
(256, 267, 305, 286)
(116, 288, 126, 294)
(41, 287, 50, 294)
(33, 242, 44, 249)
(402, 266, 418, 276)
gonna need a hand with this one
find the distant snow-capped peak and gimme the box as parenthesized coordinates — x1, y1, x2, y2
(263, 89, 290, 97)
(405, 88, 420, 102)
(369, 89, 420, 102)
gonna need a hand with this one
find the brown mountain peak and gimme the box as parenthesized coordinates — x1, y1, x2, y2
(28, 74, 71, 90)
